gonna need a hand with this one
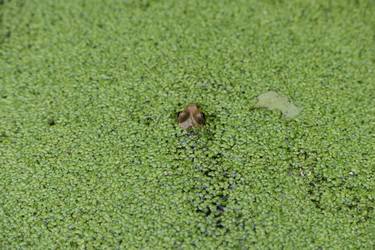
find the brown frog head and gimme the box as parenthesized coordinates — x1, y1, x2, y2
(177, 104, 205, 129)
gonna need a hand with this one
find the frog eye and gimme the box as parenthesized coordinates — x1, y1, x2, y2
(193, 112, 205, 125)
(177, 111, 190, 123)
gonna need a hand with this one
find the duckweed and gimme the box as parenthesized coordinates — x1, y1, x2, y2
(1, 0, 374, 248)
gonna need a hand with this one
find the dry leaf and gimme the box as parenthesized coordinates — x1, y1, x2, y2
(254, 91, 302, 119)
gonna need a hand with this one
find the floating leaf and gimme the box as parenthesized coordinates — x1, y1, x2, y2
(254, 91, 302, 119)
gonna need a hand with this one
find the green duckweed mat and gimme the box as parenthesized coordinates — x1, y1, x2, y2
(1, 0, 375, 248)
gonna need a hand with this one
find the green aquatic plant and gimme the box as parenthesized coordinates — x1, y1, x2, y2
(0, 0, 374, 248)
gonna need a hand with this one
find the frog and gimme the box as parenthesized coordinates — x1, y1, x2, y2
(177, 104, 205, 129)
